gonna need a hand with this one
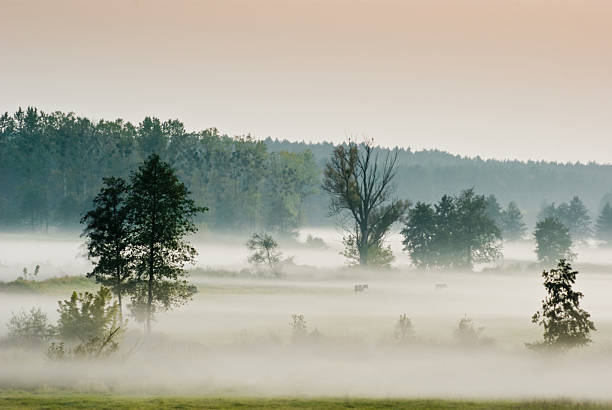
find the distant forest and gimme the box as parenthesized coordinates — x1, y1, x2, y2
(1, 107, 611, 233)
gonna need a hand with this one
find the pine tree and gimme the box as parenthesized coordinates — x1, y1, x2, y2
(529, 259, 595, 350)
(500, 201, 527, 241)
(127, 154, 206, 333)
(595, 202, 612, 246)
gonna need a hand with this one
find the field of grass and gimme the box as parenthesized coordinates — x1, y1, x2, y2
(0, 276, 96, 294)
(1, 393, 611, 409)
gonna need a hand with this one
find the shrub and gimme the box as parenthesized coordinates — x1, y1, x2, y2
(453, 316, 493, 346)
(394, 314, 415, 342)
(5, 307, 55, 348)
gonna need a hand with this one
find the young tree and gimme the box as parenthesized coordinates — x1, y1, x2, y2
(500, 201, 526, 241)
(529, 259, 595, 350)
(81, 177, 131, 318)
(534, 217, 574, 264)
(454, 189, 502, 269)
(322, 140, 408, 267)
(401, 202, 437, 268)
(595, 202, 612, 246)
(484, 194, 503, 231)
(127, 154, 206, 333)
(247, 232, 282, 274)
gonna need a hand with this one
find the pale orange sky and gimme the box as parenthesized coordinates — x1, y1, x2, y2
(1, 0, 612, 162)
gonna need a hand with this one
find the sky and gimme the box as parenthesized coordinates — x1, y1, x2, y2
(1, 0, 611, 163)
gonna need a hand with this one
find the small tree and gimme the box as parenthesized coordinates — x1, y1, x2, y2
(5, 307, 55, 348)
(501, 201, 527, 241)
(247, 232, 282, 269)
(81, 177, 131, 318)
(534, 217, 574, 264)
(56, 287, 121, 344)
(394, 314, 415, 342)
(290, 314, 308, 342)
(595, 202, 612, 246)
(529, 259, 595, 350)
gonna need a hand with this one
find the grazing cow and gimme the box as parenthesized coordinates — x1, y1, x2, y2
(354, 284, 369, 293)
(435, 283, 447, 290)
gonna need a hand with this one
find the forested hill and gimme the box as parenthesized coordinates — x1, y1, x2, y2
(1, 107, 611, 233)
(265, 138, 612, 226)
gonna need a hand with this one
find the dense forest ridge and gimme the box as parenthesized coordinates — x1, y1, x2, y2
(1, 107, 611, 232)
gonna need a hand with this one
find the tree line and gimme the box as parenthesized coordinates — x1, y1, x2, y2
(0, 108, 318, 234)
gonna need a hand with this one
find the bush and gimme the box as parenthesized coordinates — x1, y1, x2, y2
(5, 307, 55, 348)
(394, 314, 416, 342)
(56, 286, 121, 344)
(453, 316, 493, 347)
(305, 234, 327, 249)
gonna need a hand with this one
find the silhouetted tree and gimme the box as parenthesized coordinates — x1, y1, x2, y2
(81, 177, 131, 317)
(484, 194, 503, 231)
(539, 196, 591, 242)
(534, 217, 574, 264)
(322, 140, 408, 267)
(500, 201, 526, 241)
(529, 259, 595, 350)
(247, 232, 282, 275)
(127, 155, 206, 333)
(595, 202, 612, 246)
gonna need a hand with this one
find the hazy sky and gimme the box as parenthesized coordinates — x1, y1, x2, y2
(1, 0, 611, 163)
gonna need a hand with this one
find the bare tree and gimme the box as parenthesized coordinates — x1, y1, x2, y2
(322, 140, 408, 266)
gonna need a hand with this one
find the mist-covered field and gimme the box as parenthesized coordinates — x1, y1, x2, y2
(2, 231, 612, 402)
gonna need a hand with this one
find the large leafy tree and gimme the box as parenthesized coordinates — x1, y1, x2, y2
(81, 177, 132, 318)
(529, 259, 595, 350)
(534, 217, 574, 264)
(402, 189, 501, 270)
(127, 154, 206, 333)
(500, 201, 526, 241)
(322, 140, 408, 267)
(595, 202, 612, 246)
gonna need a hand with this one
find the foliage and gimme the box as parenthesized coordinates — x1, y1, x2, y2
(500, 201, 527, 241)
(484, 194, 502, 230)
(341, 235, 394, 268)
(453, 316, 493, 346)
(127, 154, 205, 333)
(595, 202, 612, 246)
(394, 314, 416, 342)
(322, 139, 408, 267)
(402, 189, 501, 270)
(5, 307, 55, 348)
(247, 232, 282, 268)
(0, 275, 95, 294)
(290, 314, 308, 342)
(56, 287, 121, 344)
(539, 196, 592, 242)
(0, 108, 318, 234)
(305, 234, 327, 249)
(529, 259, 595, 350)
(534, 217, 575, 264)
(81, 177, 131, 316)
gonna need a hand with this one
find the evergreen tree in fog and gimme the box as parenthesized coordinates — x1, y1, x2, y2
(534, 217, 574, 264)
(595, 202, 612, 246)
(500, 201, 527, 241)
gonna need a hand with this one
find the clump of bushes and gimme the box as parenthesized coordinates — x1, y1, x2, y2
(453, 316, 494, 347)
(290, 314, 321, 343)
(305, 234, 327, 249)
(4, 307, 55, 348)
(394, 314, 416, 343)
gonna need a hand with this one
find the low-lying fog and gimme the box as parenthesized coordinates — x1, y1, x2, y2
(1, 230, 612, 399)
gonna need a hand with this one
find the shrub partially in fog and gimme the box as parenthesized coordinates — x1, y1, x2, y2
(453, 316, 493, 347)
(56, 287, 121, 344)
(5, 307, 55, 348)
(528, 259, 595, 351)
(393, 314, 416, 343)
(305, 234, 327, 249)
(341, 235, 394, 268)
(289, 314, 322, 343)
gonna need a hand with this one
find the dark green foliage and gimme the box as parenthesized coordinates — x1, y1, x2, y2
(534, 217, 574, 264)
(539, 196, 592, 241)
(401, 189, 501, 270)
(484, 194, 502, 230)
(81, 177, 131, 317)
(5, 307, 55, 348)
(595, 202, 612, 246)
(0, 109, 318, 233)
(529, 260, 595, 350)
(500, 201, 527, 241)
(322, 140, 408, 267)
(56, 287, 121, 344)
(127, 155, 204, 332)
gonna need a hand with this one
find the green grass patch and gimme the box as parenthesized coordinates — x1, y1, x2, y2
(0, 393, 610, 409)
(0, 276, 96, 294)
